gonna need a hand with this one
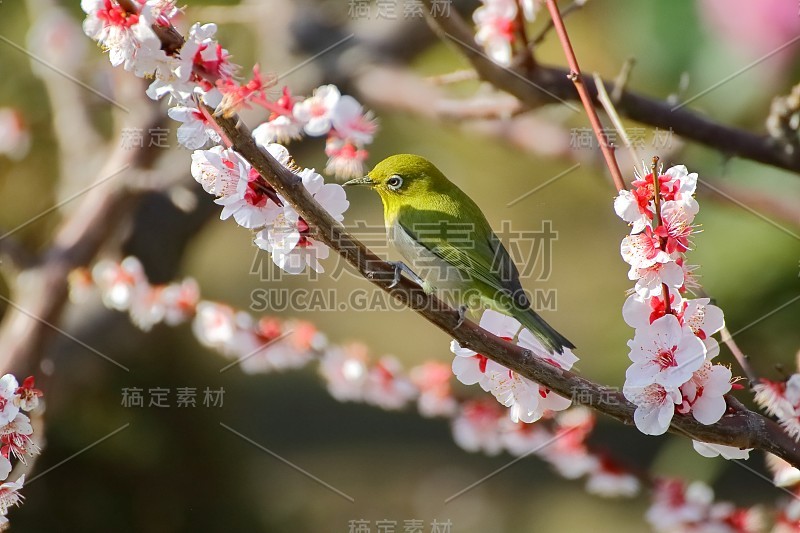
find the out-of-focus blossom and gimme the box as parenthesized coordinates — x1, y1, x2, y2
(473, 0, 518, 66)
(0, 109, 30, 161)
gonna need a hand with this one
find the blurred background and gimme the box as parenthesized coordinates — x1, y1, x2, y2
(0, 0, 799, 531)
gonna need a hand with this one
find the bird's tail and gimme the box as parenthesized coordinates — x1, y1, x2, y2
(515, 307, 575, 354)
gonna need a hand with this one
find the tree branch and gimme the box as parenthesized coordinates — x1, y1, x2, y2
(423, 2, 800, 176)
(209, 109, 800, 467)
(121, 0, 800, 468)
(544, 0, 625, 191)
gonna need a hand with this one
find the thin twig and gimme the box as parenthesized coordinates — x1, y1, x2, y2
(426, 69, 478, 85)
(611, 57, 636, 103)
(543, 0, 626, 191)
(593, 72, 641, 165)
(532, 0, 585, 45)
(721, 326, 760, 386)
(422, 3, 800, 175)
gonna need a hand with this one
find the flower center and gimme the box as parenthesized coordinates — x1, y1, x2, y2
(655, 346, 678, 369)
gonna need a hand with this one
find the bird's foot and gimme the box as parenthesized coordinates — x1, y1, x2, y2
(454, 305, 469, 329)
(386, 261, 425, 289)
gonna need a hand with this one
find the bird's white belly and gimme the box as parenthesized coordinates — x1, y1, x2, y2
(389, 221, 468, 294)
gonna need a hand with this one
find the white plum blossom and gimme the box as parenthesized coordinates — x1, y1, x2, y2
(630, 260, 684, 297)
(254, 167, 348, 274)
(190, 146, 245, 197)
(253, 115, 303, 146)
(500, 420, 553, 456)
(766, 453, 800, 487)
(691, 440, 752, 460)
(450, 310, 520, 390)
(362, 356, 417, 410)
(625, 314, 706, 389)
(623, 382, 681, 435)
(81, 0, 150, 69)
(753, 377, 796, 419)
(0, 375, 19, 434)
(128, 284, 165, 331)
(215, 164, 283, 229)
(167, 104, 221, 149)
(91, 256, 147, 312)
(451, 401, 505, 455)
(614, 189, 650, 233)
(682, 298, 725, 359)
(620, 230, 671, 270)
(678, 362, 732, 425)
(192, 301, 237, 354)
(0, 109, 30, 161)
(160, 278, 200, 326)
(621, 288, 683, 331)
(0, 475, 24, 517)
(319, 346, 369, 403)
(450, 310, 575, 423)
(410, 362, 458, 418)
(473, 0, 518, 66)
(292, 85, 341, 137)
(586, 459, 640, 498)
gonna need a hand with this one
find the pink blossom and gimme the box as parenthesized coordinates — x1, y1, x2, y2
(622, 289, 685, 330)
(216, 65, 276, 116)
(215, 164, 283, 229)
(682, 298, 725, 358)
(0, 414, 38, 466)
(500, 420, 553, 456)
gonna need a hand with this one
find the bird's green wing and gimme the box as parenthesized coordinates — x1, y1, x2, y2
(396, 210, 529, 309)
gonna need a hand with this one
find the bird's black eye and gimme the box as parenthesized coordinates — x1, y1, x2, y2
(387, 175, 403, 190)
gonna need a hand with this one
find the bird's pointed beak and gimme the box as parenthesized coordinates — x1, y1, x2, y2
(343, 176, 375, 187)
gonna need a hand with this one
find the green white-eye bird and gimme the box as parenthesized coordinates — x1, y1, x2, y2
(344, 154, 574, 354)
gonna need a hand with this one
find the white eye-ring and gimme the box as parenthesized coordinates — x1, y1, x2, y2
(387, 175, 403, 190)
